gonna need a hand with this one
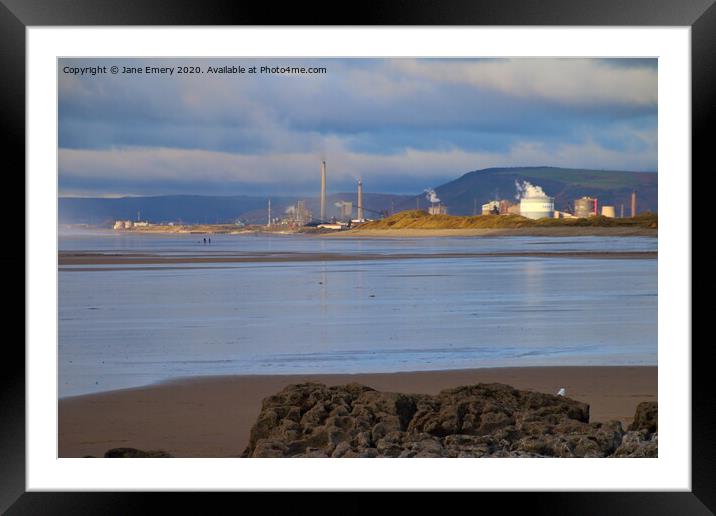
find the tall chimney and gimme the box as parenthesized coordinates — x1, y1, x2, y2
(593, 198, 598, 216)
(267, 198, 271, 227)
(320, 161, 326, 221)
(357, 179, 363, 220)
(631, 191, 637, 217)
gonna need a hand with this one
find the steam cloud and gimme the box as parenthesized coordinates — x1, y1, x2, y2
(515, 180, 547, 200)
(424, 188, 440, 204)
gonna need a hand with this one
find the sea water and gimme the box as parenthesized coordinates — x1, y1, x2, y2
(58, 231, 657, 397)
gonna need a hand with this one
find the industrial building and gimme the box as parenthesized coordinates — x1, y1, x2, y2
(425, 188, 447, 215)
(357, 179, 364, 221)
(513, 180, 554, 219)
(520, 197, 554, 219)
(296, 200, 311, 225)
(335, 201, 353, 220)
(320, 160, 327, 222)
(428, 204, 448, 215)
(113, 220, 134, 230)
(574, 197, 598, 218)
(481, 199, 515, 215)
(553, 210, 577, 219)
(573, 194, 639, 218)
(519, 193, 554, 219)
(601, 206, 616, 218)
(317, 222, 345, 230)
(482, 201, 500, 215)
(281, 200, 312, 227)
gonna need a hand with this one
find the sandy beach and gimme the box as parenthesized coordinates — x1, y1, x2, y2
(58, 366, 656, 457)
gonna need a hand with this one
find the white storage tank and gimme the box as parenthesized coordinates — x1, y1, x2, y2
(520, 196, 554, 219)
(601, 206, 616, 218)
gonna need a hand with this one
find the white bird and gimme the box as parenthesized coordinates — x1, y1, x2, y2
(557, 388, 566, 397)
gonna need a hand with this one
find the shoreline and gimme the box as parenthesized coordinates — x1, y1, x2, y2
(65, 226, 657, 238)
(59, 365, 657, 458)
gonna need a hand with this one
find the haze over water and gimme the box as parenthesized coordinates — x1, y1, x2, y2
(59, 231, 657, 397)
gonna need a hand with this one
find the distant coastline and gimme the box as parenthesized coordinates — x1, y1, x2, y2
(332, 226, 657, 238)
(65, 210, 658, 238)
(77, 225, 657, 238)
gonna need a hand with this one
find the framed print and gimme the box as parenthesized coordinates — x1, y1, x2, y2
(4, 0, 709, 512)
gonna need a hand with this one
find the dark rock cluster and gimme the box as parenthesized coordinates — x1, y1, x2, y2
(241, 382, 657, 458)
(101, 447, 173, 458)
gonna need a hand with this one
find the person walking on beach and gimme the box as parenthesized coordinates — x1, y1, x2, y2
(208, 237, 211, 244)
(203, 237, 206, 244)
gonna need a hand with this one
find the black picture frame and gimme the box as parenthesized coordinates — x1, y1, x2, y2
(4, 0, 707, 512)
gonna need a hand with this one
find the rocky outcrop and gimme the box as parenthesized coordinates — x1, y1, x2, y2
(103, 447, 173, 458)
(610, 401, 659, 457)
(242, 382, 657, 458)
(629, 401, 658, 434)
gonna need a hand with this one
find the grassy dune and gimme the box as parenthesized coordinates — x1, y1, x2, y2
(357, 210, 658, 230)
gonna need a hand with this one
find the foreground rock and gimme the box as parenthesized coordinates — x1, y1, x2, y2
(103, 447, 173, 458)
(241, 382, 657, 458)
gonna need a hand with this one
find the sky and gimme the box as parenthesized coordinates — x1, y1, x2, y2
(58, 58, 657, 197)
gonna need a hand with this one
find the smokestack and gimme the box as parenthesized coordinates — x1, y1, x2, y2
(320, 161, 326, 221)
(631, 191, 637, 217)
(593, 198, 598, 216)
(267, 199, 271, 227)
(357, 179, 363, 220)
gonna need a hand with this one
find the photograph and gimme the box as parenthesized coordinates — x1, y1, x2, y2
(57, 56, 659, 459)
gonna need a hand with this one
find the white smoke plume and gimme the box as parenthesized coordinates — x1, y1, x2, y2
(285, 205, 296, 214)
(334, 201, 345, 208)
(424, 188, 440, 204)
(515, 180, 547, 200)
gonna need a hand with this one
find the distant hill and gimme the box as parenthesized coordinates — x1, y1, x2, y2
(59, 195, 277, 226)
(59, 193, 411, 226)
(395, 167, 658, 216)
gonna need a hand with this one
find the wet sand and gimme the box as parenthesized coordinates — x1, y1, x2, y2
(58, 366, 656, 458)
(58, 250, 656, 267)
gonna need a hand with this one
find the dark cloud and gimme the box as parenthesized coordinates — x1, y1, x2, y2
(58, 58, 657, 196)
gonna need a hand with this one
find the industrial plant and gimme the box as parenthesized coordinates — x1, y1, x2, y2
(259, 160, 382, 231)
(283, 200, 312, 227)
(473, 181, 641, 221)
(310, 161, 371, 229)
(515, 180, 555, 220)
(110, 160, 645, 232)
(425, 189, 448, 215)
